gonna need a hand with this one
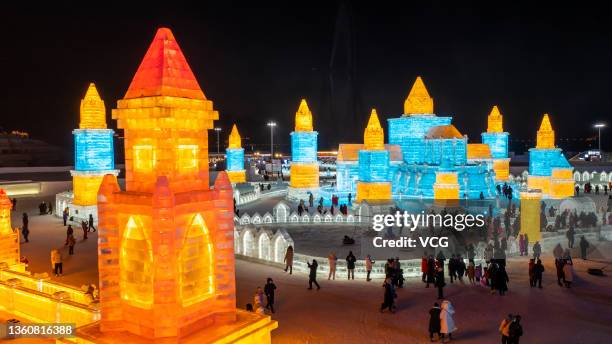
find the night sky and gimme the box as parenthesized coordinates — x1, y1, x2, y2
(2, 2, 611, 157)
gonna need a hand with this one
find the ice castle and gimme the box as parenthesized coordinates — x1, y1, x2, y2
(336, 77, 499, 202)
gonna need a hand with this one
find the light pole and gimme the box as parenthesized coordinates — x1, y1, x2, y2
(594, 123, 606, 153)
(214, 127, 221, 155)
(267, 121, 276, 161)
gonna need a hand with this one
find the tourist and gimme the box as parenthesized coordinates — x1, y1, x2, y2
(528, 259, 535, 287)
(456, 256, 466, 283)
(328, 252, 337, 280)
(307, 259, 320, 290)
(283, 245, 293, 274)
(365, 254, 374, 282)
(508, 315, 523, 343)
(484, 243, 494, 262)
(555, 258, 565, 286)
(435, 266, 446, 299)
(11, 198, 17, 211)
(380, 277, 396, 313)
(421, 252, 428, 283)
(575, 185, 580, 196)
(426, 255, 436, 288)
(499, 313, 513, 344)
(393, 257, 404, 288)
(88, 214, 96, 232)
(330, 204, 335, 216)
(467, 260, 475, 285)
(579, 236, 589, 260)
(21, 214, 29, 243)
(253, 287, 265, 315)
(495, 264, 509, 296)
(309, 193, 314, 208)
(348, 192, 352, 205)
(346, 251, 356, 280)
(533, 259, 544, 288)
(440, 300, 457, 342)
(562, 260, 573, 288)
(518, 234, 525, 256)
(448, 255, 457, 283)
(81, 220, 88, 240)
(532, 241, 541, 260)
(318, 197, 324, 207)
(51, 249, 63, 277)
(566, 226, 575, 248)
(475, 263, 483, 286)
(65, 225, 74, 245)
(264, 277, 276, 313)
(428, 302, 442, 342)
(62, 208, 69, 226)
(68, 234, 76, 255)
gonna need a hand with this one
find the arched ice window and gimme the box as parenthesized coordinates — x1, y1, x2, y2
(120, 216, 153, 309)
(179, 214, 215, 307)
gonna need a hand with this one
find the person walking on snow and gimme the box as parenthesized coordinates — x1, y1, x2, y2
(307, 259, 320, 290)
(346, 251, 356, 280)
(579, 236, 589, 260)
(435, 266, 446, 299)
(88, 214, 96, 232)
(283, 245, 293, 274)
(499, 313, 513, 344)
(533, 259, 544, 288)
(365, 254, 374, 281)
(264, 277, 276, 313)
(428, 302, 442, 342)
(532, 241, 541, 260)
(421, 252, 429, 283)
(51, 249, 63, 277)
(440, 300, 457, 343)
(67, 234, 76, 255)
(21, 213, 29, 243)
(508, 315, 523, 344)
(562, 260, 574, 288)
(62, 208, 69, 226)
(328, 252, 337, 280)
(380, 277, 396, 313)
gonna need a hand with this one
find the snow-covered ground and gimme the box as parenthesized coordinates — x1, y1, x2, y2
(7, 195, 612, 343)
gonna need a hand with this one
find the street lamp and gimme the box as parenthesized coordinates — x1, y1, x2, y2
(594, 123, 606, 153)
(214, 127, 222, 155)
(267, 121, 276, 160)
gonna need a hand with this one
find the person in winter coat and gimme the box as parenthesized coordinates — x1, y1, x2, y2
(380, 277, 396, 313)
(328, 252, 337, 280)
(579, 236, 589, 260)
(65, 225, 73, 245)
(88, 214, 96, 232)
(421, 253, 428, 283)
(467, 260, 475, 285)
(51, 249, 63, 277)
(435, 266, 446, 299)
(81, 221, 88, 240)
(21, 213, 29, 242)
(67, 234, 76, 255)
(264, 277, 276, 313)
(528, 259, 535, 287)
(365, 254, 374, 282)
(495, 265, 510, 296)
(532, 241, 541, 260)
(426, 256, 436, 288)
(62, 208, 69, 226)
(533, 259, 544, 288)
(499, 313, 513, 344)
(518, 234, 525, 256)
(284, 245, 294, 274)
(555, 258, 565, 286)
(346, 251, 356, 280)
(562, 260, 573, 288)
(253, 287, 266, 315)
(428, 302, 442, 341)
(440, 300, 457, 342)
(307, 259, 320, 290)
(508, 315, 523, 344)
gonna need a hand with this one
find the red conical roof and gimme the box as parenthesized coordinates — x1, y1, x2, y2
(124, 28, 206, 100)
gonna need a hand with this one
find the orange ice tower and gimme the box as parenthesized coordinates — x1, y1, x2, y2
(89, 28, 276, 343)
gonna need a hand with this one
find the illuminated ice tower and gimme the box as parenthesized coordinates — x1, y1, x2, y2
(527, 114, 574, 198)
(481, 105, 510, 181)
(0, 189, 21, 271)
(226, 124, 246, 183)
(56, 83, 118, 222)
(84, 28, 276, 342)
(289, 99, 319, 200)
(357, 110, 392, 202)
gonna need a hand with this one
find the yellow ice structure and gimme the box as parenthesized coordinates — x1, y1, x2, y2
(536, 114, 555, 149)
(0, 189, 19, 268)
(364, 109, 385, 150)
(403, 76, 434, 115)
(493, 159, 510, 181)
(228, 124, 242, 149)
(80, 83, 107, 129)
(295, 99, 313, 132)
(356, 182, 392, 202)
(487, 105, 503, 133)
(551, 168, 575, 198)
(433, 171, 460, 205)
(520, 190, 542, 242)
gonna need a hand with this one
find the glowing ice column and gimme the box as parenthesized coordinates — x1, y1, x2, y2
(290, 99, 319, 189)
(226, 124, 246, 183)
(520, 190, 542, 242)
(481, 105, 510, 181)
(0, 189, 20, 269)
(357, 109, 391, 202)
(71, 83, 118, 206)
